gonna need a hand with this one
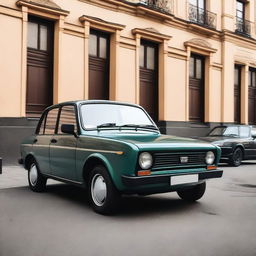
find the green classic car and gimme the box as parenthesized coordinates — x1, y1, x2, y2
(19, 100, 223, 214)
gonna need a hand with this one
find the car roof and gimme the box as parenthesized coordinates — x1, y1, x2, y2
(213, 125, 251, 128)
(44, 100, 142, 111)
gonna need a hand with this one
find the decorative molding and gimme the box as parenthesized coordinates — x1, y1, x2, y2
(184, 38, 217, 54)
(16, 0, 69, 16)
(132, 28, 172, 42)
(79, 15, 125, 32)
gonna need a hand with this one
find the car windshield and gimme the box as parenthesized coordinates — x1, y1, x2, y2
(80, 103, 156, 130)
(209, 126, 239, 137)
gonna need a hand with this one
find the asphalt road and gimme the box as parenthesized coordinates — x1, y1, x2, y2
(0, 163, 256, 256)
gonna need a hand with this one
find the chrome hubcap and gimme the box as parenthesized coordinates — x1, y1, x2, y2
(91, 174, 107, 207)
(29, 164, 38, 186)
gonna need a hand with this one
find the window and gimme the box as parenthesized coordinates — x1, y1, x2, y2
(236, 1, 245, 20)
(38, 114, 47, 135)
(190, 0, 205, 9)
(140, 41, 156, 70)
(249, 68, 256, 88)
(89, 30, 109, 59)
(240, 126, 250, 138)
(189, 55, 204, 79)
(44, 108, 59, 135)
(58, 105, 77, 134)
(28, 19, 49, 51)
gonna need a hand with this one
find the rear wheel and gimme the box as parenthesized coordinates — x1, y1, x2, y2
(177, 182, 206, 202)
(28, 160, 47, 192)
(229, 147, 243, 167)
(88, 165, 121, 215)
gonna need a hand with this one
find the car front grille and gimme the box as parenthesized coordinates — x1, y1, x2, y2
(152, 152, 207, 170)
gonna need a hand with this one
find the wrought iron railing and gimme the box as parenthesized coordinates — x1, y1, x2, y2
(188, 4, 216, 29)
(235, 17, 251, 36)
(139, 0, 173, 15)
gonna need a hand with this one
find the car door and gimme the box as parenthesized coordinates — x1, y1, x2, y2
(49, 104, 78, 181)
(247, 127, 256, 159)
(239, 126, 253, 158)
(33, 107, 59, 174)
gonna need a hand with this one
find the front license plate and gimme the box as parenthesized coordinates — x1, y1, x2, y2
(170, 174, 198, 186)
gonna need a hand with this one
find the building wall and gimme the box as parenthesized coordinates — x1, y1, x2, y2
(1, 0, 256, 163)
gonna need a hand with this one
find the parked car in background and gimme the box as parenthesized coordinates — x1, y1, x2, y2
(198, 125, 256, 167)
(19, 100, 223, 214)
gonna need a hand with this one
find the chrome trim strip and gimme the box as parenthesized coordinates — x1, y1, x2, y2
(46, 174, 83, 185)
(31, 144, 123, 154)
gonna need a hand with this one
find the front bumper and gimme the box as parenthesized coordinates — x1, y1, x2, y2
(122, 169, 223, 187)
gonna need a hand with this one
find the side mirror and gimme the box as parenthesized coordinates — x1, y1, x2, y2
(61, 124, 78, 138)
(252, 134, 256, 140)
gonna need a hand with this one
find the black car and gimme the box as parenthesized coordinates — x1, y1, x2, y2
(198, 125, 256, 167)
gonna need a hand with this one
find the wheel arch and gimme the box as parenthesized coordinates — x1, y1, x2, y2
(233, 144, 245, 156)
(82, 153, 115, 186)
(24, 154, 36, 170)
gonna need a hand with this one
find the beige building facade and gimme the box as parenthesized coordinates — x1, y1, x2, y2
(1, 0, 256, 162)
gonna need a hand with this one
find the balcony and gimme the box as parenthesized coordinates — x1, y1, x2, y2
(188, 4, 216, 29)
(139, 0, 173, 15)
(235, 17, 251, 37)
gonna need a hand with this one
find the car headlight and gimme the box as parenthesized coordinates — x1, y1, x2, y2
(205, 151, 215, 165)
(139, 152, 153, 169)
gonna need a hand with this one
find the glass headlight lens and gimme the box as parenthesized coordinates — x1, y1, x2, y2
(139, 152, 153, 169)
(205, 151, 215, 165)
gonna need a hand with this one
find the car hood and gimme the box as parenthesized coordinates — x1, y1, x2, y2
(86, 131, 217, 150)
(197, 136, 236, 143)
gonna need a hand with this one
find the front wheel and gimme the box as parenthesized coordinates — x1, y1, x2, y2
(28, 160, 47, 192)
(88, 165, 121, 215)
(229, 147, 243, 167)
(177, 182, 206, 202)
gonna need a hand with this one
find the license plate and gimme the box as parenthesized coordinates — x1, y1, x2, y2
(170, 174, 198, 186)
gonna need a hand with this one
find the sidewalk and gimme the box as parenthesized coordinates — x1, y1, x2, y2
(0, 165, 59, 189)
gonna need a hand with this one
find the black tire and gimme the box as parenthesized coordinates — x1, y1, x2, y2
(88, 165, 121, 215)
(229, 147, 243, 167)
(177, 182, 206, 202)
(28, 159, 47, 192)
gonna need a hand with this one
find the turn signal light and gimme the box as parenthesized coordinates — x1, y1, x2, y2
(207, 165, 217, 170)
(138, 170, 151, 176)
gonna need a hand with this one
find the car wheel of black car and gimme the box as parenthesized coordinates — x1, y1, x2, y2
(177, 182, 206, 202)
(88, 165, 121, 215)
(229, 147, 243, 167)
(28, 160, 47, 192)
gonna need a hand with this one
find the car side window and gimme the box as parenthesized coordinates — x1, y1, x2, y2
(251, 129, 256, 138)
(38, 114, 47, 135)
(44, 108, 59, 135)
(58, 105, 77, 134)
(240, 126, 250, 138)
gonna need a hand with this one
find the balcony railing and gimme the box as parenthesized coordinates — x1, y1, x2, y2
(235, 17, 251, 36)
(139, 0, 173, 15)
(188, 4, 216, 29)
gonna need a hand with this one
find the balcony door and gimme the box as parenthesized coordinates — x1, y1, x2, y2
(248, 68, 256, 124)
(189, 0, 205, 24)
(27, 17, 54, 117)
(89, 30, 110, 100)
(234, 65, 241, 124)
(189, 54, 205, 122)
(139, 40, 158, 122)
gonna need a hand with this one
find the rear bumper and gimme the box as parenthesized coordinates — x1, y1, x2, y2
(122, 169, 223, 188)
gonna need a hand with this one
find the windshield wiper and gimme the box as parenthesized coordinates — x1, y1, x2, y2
(119, 124, 159, 131)
(97, 123, 117, 128)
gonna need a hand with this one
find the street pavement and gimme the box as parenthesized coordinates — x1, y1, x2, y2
(0, 163, 256, 256)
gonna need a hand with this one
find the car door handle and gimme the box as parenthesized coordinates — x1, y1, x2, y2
(33, 139, 38, 143)
(51, 139, 57, 143)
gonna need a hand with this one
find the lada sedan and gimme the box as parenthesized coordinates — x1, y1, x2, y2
(19, 100, 223, 214)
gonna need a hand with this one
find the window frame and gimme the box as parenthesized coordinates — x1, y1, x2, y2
(56, 104, 79, 135)
(89, 29, 110, 59)
(27, 16, 53, 52)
